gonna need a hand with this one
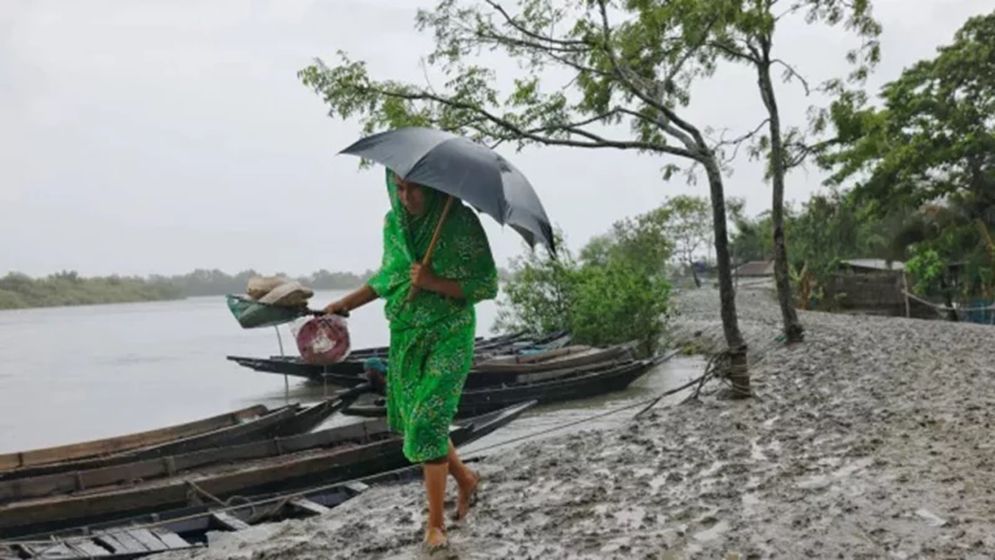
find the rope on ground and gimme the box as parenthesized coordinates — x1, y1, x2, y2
(471, 343, 773, 458)
(689, 352, 723, 400)
(635, 372, 711, 417)
(693, 346, 755, 399)
(467, 371, 707, 458)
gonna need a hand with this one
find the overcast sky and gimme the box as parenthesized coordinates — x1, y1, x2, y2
(2, 0, 992, 277)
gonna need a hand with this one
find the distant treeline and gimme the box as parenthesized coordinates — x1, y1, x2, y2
(0, 266, 514, 310)
(156, 269, 375, 297)
(0, 271, 182, 310)
(0, 269, 374, 310)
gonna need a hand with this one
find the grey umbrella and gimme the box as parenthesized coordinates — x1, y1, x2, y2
(339, 127, 555, 253)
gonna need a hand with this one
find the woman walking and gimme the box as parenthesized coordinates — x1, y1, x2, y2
(326, 169, 498, 549)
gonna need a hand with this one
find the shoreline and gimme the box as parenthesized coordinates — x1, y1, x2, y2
(0, 294, 186, 312)
(153, 286, 995, 559)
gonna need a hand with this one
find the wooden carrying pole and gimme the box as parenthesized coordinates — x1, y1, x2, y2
(407, 196, 455, 302)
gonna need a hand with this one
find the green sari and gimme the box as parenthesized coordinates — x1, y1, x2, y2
(367, 170, 498, 462)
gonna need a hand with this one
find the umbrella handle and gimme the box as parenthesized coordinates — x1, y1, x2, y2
(407, 195, 455, 302)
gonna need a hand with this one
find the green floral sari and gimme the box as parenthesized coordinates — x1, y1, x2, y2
(367, 170, 497, 462)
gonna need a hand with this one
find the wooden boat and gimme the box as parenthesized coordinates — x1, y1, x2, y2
(0, 402, 532, 539)
(346, 354, 669, 418)
(338, 331, 532, 361)
(0, 481, 369, 558)
(0, 389, 363, 483)
(227, 331, 574, 386)
(0, 460, 453, 558)
(2, 460, 440, 560)
(0, 399, 378, 505)
(0, 405, 268, 475)
(226, 331, 569, 382)
(466, 344, 634, 388)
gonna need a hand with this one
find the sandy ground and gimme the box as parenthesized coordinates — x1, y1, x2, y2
(154, 287, 995, 559)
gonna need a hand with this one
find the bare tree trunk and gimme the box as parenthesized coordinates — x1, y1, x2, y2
(689, 260, 702, 288)
(703, 157, 750, 397)
(758, 44, 805, 344)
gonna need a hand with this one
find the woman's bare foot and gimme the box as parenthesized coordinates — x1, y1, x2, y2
(453, 471, 479, 521)
(424, 526, 448, 550)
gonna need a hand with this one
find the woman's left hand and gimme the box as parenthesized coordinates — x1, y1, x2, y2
(410, 263, 438, 292)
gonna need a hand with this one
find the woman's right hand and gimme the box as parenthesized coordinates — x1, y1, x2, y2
(324, 285, 379, 316)
(323, 300, 350, 316)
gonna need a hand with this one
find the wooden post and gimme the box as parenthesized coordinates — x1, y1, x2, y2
(902, 272, 911, 318)
(407, 196, 455, 302)
(275, 326, 289, 404)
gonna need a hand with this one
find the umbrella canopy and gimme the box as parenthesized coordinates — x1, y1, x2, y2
(340, 127, 555, 252)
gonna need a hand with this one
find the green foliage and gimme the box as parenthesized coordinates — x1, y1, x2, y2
(607, 207, 675, 277)
(660, 195, 710, 266)
(729, 187, 922, 304)
(570, 259, 671, 356)
(820, 13, 995, 299)
(906, 247, 944, 295)
(891, 205, 994, 298)
(299, 1, 748, 170)
(494, 233, 578, 336)
(823, 14, 995, 210)
(577, 233, 615, 268)
(783, 189, 920, 305)
(496, 210, 674, 356)
(730, 211, 772, 264)
(788, 190, 865, 280)
(823, 13, 995, 214)
(0, 289, 28, 309)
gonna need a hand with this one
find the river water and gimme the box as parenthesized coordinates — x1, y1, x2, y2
(0, 291, 703, 455)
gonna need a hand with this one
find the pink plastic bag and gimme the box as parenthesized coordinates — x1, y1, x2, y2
(293, 315, 351, 365)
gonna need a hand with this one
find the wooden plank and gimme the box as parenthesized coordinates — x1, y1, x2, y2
(114, 530, 148, 552)
(0, 470, 79, 502)
(93, 534, 127, 554)
(150, 528, 190, 549)
(210, 512, 250, 531)
(108, 530, 148, 553)
(288, 497, 332, 516)
(21, 542, 78, 558)
(126, 528, 169, 552)
(67, 540, 111, 557)
(344, 481, 369, 494)
(473, 346, 627, 374)
(514, 360, 625, 385)
(95, 531, 146, 554)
